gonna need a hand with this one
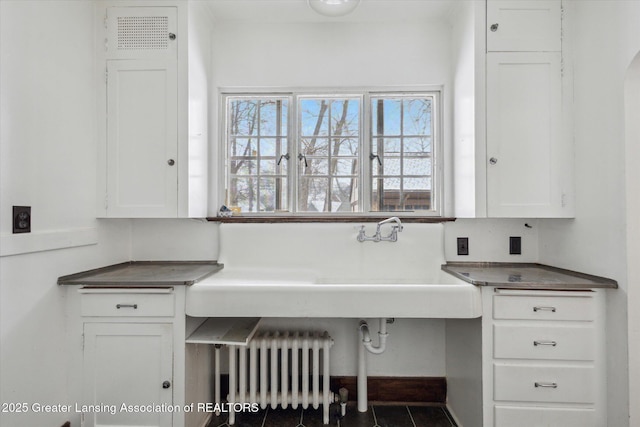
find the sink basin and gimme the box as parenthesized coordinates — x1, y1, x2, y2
(187, 223, 483, 318)
(185, 269, 482, 318)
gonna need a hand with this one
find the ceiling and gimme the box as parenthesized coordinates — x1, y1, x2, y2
(202, 0, 459, 24)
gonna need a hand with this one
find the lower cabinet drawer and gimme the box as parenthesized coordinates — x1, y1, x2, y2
(493, 295, 594, 321)
(493, 364, 594, 404)
(494, 324, 595, 361)
(494, 405, 597, 427)
(80, 292, 175, 317)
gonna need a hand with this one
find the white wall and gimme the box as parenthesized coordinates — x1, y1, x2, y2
(0, 2, 132, 426)
(538, 2, 640, 426)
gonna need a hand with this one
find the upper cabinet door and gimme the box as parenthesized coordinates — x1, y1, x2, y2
(487, 0, 561, 52)
(106, 7, 177, 60)
(486, 52, 570, 218)
(106, 59, 178, 218)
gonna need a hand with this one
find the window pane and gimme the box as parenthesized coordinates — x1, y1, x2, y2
(305, 158, 329, 175)
(300, 99, 329, 136)
(371, 178, 401, 212)
(301, 138, 329, 157)
(404, 137, 431, 155)
(404, 177, 431, 190)
(372, 98, 401, 135)
(332, 178, 358, 212)
(331, 99, 360, 137)
(259, 99, 287, 136)
(229, 100, 258, 136)
(403, 158, 432, 176)
(332, 138, 359, 156)
(259, 139, 277, 157)
(298, 177, 329, 212)
(229, 138, 256, 157)
(383, 138, 401, 155)
(403, 98, 432, 135)
(333, 158, 358, 176)
(381, 157, 401, 176)
(230, 159, 256, 175)
(229, 177, 257, 212)
(259, 159, 276, 175)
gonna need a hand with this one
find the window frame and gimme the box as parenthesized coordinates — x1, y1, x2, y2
(220, 87, 443, 218)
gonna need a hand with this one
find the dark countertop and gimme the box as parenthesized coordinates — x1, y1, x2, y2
(442, 262, 618, 289)
(58, 261, 223, 287)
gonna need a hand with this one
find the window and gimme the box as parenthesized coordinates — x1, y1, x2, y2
(224, 90, 440, 216)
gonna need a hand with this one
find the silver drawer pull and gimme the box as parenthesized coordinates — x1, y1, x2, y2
(533, 306, 556, 312)
(116, 304, 138, 309)
(535, 382, 558, 389)
(534, 340, 557, 347)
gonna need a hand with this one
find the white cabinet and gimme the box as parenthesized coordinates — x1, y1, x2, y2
(83, 323, 173, 427)
(453, 0, 572, 218)
(486, 52, 569, 217)
(97, 3, 209, 218)
(485, 0, 571, 218)
(482, 289, 606, 427)
(487, 0, 561, 52)
(79, 288, 185, 427)
(106, 59, 179, 217)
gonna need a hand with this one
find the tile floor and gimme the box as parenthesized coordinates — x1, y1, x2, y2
(207, 403, 458, 427)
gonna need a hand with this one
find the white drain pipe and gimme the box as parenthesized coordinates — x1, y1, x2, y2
(357, 319, 390, 412)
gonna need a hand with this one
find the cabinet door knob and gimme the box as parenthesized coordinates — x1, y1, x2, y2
(168, 33, 176, 40)
(167, 159, 175, 166)
(489, 157, 498, 165)
(162, 381, 171, 389)
(490, 23, 499, 32)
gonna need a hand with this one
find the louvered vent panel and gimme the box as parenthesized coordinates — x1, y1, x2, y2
(117, 16, 168, 51)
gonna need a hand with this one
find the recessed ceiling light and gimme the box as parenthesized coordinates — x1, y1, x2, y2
(307, 0, 361, 17)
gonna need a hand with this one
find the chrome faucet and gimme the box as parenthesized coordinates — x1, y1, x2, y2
(357, 217, 403, 242)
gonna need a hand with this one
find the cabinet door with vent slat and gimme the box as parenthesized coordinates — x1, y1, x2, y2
(106, 7, 177, 60)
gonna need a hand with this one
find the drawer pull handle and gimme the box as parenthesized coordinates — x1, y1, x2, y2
(534, 340, 557, 347)
(535, 382, 558, 389)
(116, 304, 138, 309)
(533, 306, 556, 313)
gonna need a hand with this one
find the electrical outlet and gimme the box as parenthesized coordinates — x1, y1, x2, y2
(13, 206, 31, 234)
(457, 237, 469, 256)
(509, 236, 522, 255)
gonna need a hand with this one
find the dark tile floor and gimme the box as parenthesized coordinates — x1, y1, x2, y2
(207, 403, 458, 427)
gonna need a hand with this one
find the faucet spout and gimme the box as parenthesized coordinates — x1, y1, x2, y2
(375, 217, 403, 242)
(376, 216, 403, 232)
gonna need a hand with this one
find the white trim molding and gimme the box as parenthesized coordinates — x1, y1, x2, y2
(0, 228, 98, 257)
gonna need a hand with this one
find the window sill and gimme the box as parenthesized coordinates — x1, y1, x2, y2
(207, 215, 456, 224)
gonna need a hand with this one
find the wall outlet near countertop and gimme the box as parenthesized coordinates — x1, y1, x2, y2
(509, 236, 522, 255)
(457, 237, 469, 256)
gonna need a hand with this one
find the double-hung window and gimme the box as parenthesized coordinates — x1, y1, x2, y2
(224, 90, 440, 216)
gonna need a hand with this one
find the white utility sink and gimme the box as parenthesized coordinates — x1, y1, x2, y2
(185, 268, 482, 318)
(186, 223, 483, 318)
